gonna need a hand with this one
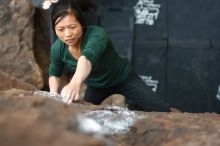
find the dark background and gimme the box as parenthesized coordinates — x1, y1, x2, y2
(84, 0, 220, 113)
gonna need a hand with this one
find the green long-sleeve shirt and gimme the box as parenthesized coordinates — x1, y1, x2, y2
(49, 26, 131, 88)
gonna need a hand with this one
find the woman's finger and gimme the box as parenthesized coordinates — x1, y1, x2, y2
(61, 90, 70, 103)
(74, 93, 80, 101)
(67, 91, 76, 105)
(61, 90, 66, 101)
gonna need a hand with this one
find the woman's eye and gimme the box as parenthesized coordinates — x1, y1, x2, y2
(57, 29, 64, 32)
(70, 26, 76, 29)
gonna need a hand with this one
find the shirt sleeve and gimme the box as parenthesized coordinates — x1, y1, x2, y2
(48, 44, 64, 77)
(81, 27, 108, 67)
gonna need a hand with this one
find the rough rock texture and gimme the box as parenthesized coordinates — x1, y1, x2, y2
(0, 71, 37, 91)
(0, 91, 106, 146)
(0, 0, 43, 89)
(114, 112, 220, 146)
(1, 89, 220, 146)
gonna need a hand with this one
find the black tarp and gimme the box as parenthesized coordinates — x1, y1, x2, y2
(86, 0, 220, 113)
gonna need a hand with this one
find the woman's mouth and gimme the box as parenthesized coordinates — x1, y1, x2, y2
(66, 39, 75, 44)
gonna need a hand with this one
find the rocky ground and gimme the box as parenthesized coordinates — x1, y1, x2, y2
(1, 71, 220, 146)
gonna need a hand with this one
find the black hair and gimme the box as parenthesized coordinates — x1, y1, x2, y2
(51, 0, 97, 34)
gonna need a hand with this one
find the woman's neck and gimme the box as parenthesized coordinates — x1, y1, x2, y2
(69, 45, 80, 51)
(69, 36, 82, 50)
(68, 43, 81, 60)
(68, 36, 83, 60)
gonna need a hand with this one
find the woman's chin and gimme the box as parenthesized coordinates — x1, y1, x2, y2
(65, 41, 75, 46)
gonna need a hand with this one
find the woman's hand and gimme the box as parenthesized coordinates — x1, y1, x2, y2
(61, 77, 81, 105)
(42, 0, 59, 9)
(61, 55, 92, 105)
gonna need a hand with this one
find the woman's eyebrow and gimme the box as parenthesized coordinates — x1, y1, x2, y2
(69, 24, 76, 26)
(56, 23, 76, 28)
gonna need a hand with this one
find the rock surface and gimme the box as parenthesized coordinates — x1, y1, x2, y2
(0, 0, 43, 89)
(1, 89, 220, 146)
(115, 112, 220, 146)
(0, 71, 37, 91)
(0, 91, 106, 146)
(0, 67, 220, 146)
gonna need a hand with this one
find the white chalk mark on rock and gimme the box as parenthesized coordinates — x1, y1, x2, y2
(77, 106, 143, 135)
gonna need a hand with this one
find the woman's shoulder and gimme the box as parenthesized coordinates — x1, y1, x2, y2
(86, 26, 106, 34)
(52, 39, 65, 49)
(85, 26, 108, 40)
(51, 39, 67, 56)
(50, 39, 67, 58)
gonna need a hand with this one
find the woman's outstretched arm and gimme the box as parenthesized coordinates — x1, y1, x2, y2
(61, 55, 92, 104)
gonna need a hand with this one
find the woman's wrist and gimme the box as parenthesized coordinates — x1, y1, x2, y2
(70, 75, 83, 86)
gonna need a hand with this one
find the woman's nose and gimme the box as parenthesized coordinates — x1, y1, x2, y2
(64, 29, 72, 37)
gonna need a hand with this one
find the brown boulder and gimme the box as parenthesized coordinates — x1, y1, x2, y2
(0, 71, 37, 91)
(114, 112, 220, 146)
(0, 0, 44, 89)
(0, 90, 106, 146)
(1, 90, 220, 146)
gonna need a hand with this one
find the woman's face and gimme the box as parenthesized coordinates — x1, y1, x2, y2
(55, 14, 83, 47)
